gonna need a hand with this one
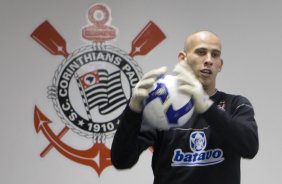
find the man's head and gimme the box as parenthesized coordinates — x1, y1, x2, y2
(178, 31, 223, 95)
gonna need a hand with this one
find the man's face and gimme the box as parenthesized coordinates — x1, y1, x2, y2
(185, 32, 223, 89)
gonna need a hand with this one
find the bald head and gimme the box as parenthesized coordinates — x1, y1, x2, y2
(184, 31, 222, 52)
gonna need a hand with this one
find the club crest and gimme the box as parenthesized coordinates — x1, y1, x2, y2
(32, 3, 166, 176)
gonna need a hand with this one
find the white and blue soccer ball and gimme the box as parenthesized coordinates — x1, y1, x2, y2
(142, 75, 194, 130)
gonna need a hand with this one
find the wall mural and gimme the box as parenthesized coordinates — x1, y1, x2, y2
(31, 3, 166, 176)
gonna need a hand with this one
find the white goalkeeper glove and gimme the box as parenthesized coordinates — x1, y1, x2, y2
(173, 61, 213, 113)
(129, 66, 168, 113)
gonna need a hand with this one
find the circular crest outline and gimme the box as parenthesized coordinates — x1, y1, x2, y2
(51, 44, 143, 140)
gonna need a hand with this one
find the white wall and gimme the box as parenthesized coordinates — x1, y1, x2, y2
(1, 0, 281, 183)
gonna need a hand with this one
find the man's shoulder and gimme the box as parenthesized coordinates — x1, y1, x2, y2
(217, 91, 253, 111)
(217, 90, 249, 101)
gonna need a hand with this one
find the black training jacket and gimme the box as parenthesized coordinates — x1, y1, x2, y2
(111, 90, 259, 184)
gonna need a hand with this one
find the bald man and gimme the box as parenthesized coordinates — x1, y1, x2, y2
(111, 31, 259, 184)
(180, 31, 223, 96)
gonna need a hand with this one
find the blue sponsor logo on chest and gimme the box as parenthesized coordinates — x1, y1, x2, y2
(171, 148, 224, 166)
(171, 131, 224, 166)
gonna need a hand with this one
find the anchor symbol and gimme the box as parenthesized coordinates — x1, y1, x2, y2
(34, 106, 111, 176)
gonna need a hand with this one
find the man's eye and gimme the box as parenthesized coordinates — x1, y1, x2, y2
(196, 50, 206, 56)
(212, 52, 220, 58)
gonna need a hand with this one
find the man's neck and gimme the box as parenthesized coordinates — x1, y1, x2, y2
(204, 86, 217, 97)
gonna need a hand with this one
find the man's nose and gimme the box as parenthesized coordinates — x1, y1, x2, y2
(204, 53, 213, 66)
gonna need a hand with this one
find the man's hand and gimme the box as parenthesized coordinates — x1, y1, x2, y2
(173, 61, 213, 113)
(129, 66, 167, 113)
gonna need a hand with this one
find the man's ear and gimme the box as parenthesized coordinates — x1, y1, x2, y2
(218, 59, 223, 72)
(178, 51, 187, 61)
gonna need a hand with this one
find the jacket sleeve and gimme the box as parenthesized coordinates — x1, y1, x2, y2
(202, 96, 259, 159)
(111, 106, 156, 169)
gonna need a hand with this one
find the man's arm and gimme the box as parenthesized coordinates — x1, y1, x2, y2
(111, 66, 167, 169)
(203, 96, 259, 158)
(111, 106, 144, 169)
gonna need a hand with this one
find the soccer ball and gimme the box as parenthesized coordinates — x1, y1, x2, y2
(142, 75, 194, 130)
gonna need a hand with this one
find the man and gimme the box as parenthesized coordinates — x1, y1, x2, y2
(111, 31, 259, 184)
